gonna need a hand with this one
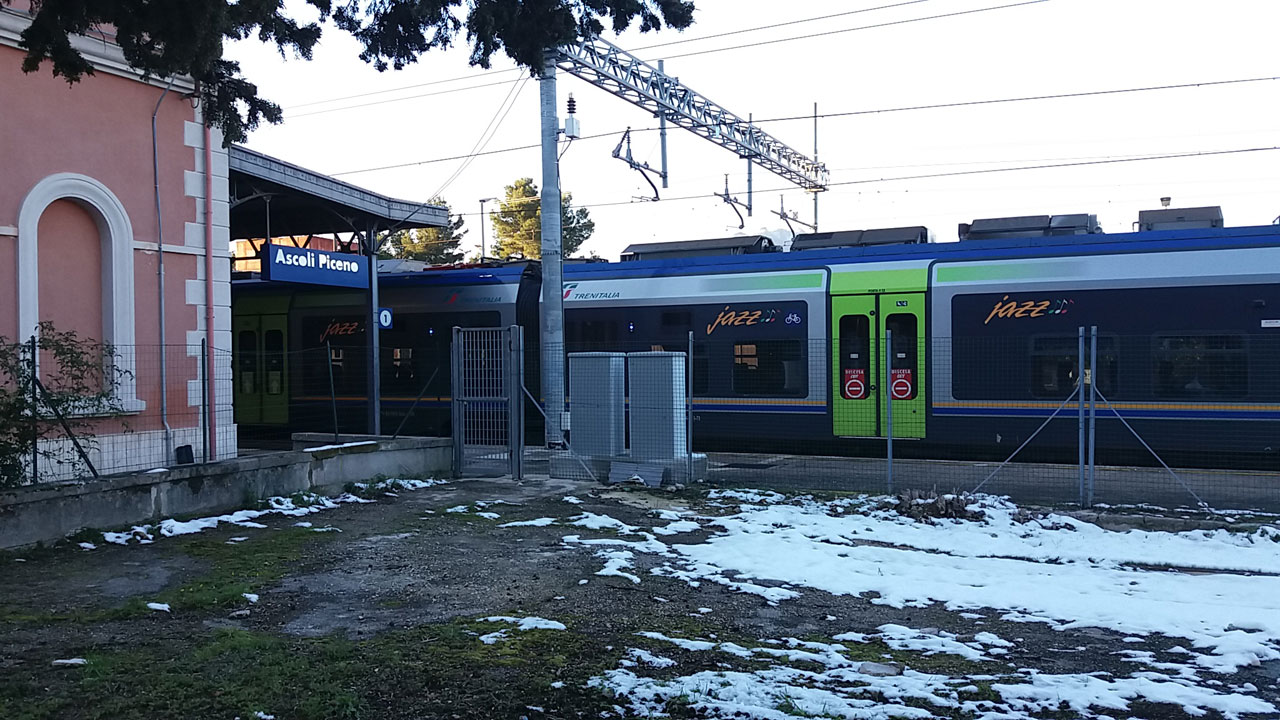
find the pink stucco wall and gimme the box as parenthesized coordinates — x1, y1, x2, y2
(37, 199, 103, 342)
(0, 44, 193, 258)
(0, 236, 14, 341)
(1, 37, 205, 439)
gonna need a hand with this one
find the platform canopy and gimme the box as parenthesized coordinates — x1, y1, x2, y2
(228, 146, 447, 239)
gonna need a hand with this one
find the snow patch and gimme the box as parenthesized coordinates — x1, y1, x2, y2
(500, 517, 558, 527)
(302, 440, 377, 452)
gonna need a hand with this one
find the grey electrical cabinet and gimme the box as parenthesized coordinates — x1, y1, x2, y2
(567, 352, 626, 457)
(627, 351, 687, 461)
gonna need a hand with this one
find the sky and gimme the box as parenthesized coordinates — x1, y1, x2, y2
(227, 0, 1280, 260)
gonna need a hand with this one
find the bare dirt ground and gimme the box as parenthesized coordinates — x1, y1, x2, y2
(1, 477, 1276, 719)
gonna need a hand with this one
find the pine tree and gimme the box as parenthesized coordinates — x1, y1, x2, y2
(490, 178, 594, 260)
(5, 0, 695, 145)
(379, 198, 466, 264)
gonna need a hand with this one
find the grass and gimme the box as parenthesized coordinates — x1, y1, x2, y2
(161, 527, 323, 611)
(0, 526, 327, 624)
(0, 617, 625, 720)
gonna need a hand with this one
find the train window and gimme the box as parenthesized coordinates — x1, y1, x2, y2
(236, 330, 257, 393)
(838, 315, 871, 399)
(1030, 336, 1117, 398)
(1153, 335, 1247, 399)
(384, 347, 417, 394)
(567, 319, 618, 352)
(885, 314, 918, 400)
(732, 339, 805, 397)
(661, 311, 692, 333)
(693, 343, 709, 396)
(264, 329, 284, 395)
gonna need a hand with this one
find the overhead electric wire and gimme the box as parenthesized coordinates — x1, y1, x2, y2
(624, 146, 1280, 208)
(286, 0, 1046, 120)
(428, 76, 530, 200)
(656, 0, 1050, 62)
(628, 0, 937, 52)
(287, 76, 524, 118)
(283, 0, 938, 113)
(329, 75, 1279, 177)
(442, 145, 1280, 217)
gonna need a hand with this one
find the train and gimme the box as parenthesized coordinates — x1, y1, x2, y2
(232, 206, 1280, 468)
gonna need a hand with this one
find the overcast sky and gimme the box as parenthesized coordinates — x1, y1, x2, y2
(229, 0, 1280, 259)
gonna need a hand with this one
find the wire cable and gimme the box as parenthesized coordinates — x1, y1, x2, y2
(328, 76, 1279, 177)
(283, 0, 938, 112)
(656, 0, 1050, 62)
(287, 0, 1047, 120)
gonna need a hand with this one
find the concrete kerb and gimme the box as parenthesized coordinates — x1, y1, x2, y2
(0, 435, 451, 550)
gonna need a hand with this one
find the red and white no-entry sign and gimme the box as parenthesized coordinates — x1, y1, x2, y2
(890, 368, 914, 399)
(842, 368, 866, 400)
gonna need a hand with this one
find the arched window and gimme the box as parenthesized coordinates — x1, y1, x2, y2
(17, 173, 144, 412)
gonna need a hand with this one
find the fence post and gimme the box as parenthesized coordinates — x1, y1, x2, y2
(201, 339, 209, 463)
(885, 328, 893, 494)
(686, 330, 694, 485)
(29, 335, 38, 484)
(451, 327, 463, 477)
(508, 325, 524, 480)
(325, 342, 339, 443)
(1087, 325, 1098, 507)
(1077, 326, 1086, 506)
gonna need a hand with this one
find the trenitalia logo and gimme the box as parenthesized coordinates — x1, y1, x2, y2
(563, 282, 622, 301)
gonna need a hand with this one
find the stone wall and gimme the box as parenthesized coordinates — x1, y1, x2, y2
(0, 435, 451, 550)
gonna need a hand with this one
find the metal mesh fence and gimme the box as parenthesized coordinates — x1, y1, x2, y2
(4, 342, 234, 485)
(537, 332, 1280, 513)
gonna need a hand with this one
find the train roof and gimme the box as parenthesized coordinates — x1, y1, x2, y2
(232, 260, 535, 293)
(379, 261, 534, 287)
(563, 223, 1280, 281)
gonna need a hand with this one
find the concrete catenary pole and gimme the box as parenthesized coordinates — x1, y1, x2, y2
(539, 51, 566, 447)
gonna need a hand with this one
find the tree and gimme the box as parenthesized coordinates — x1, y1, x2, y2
(490, 177, 594, 260)
(0, 323, 131, 487)
(4, 0, 695, 145)
(379, 198, 467, 264)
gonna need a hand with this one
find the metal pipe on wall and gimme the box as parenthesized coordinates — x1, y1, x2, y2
(204, 123, 218, 460)
(151, 79, 175, 464)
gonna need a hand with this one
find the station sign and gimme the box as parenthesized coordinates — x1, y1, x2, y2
(264, 245, 369, 289)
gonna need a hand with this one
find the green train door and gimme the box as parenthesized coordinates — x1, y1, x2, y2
(232, 313, 289, 426)
(831, 293, 925, 438)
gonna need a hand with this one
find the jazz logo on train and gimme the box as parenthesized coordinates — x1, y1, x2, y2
(984, 296, 1073, 325)
(705, 306, 794, 335)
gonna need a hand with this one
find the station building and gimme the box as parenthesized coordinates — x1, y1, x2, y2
(1, 3, 444, 479)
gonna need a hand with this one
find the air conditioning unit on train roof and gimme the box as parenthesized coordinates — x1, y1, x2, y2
(619, 235, 777, 261)
(790, 226, 929, 251)
(1136, 206, 1223, 232)
(959, 213, 1100, 241)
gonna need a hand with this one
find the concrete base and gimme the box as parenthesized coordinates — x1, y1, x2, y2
(549, 451, 706, 485)
(0, 434, 451, 550)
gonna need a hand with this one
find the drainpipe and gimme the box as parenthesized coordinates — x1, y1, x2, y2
(204, 122, 218, 460)
(151, 79, 175, 464)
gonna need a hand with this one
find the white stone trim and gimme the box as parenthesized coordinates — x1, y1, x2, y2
(18, 173, 144, 412)
(132, 240, 232, 258)
(0, 8, 195, 93)
(0, 225, 16, 236)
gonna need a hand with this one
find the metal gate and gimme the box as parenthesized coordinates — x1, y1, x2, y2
(451, 326, 524, 479)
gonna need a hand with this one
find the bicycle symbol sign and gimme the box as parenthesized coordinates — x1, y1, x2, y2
(784, 313, 802, 325)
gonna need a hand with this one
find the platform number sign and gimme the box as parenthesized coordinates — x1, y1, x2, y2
(377, 308, 393, 330)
